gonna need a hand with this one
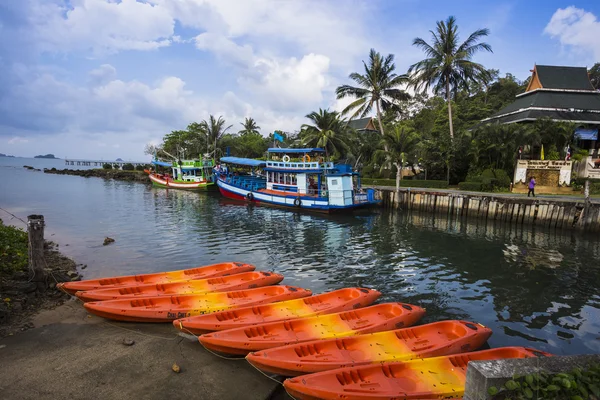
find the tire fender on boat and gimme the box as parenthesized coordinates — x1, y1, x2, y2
(294, 197, 301, 207)
(282, 155, 291, 162)
(246, 192, 254, 201)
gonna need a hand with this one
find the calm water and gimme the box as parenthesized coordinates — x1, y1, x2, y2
(2, 157, 599, 355)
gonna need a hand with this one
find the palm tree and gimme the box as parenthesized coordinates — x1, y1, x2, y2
(409, 16, 493, 140)
(239, 117, 261, 136)
(199, 115, 232, 156)
(300, 109, 350, 159)
(336, 49, 410, 146)
(374, 124, 419, 190)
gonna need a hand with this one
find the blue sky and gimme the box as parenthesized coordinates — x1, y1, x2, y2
(0, 0, 599, 160)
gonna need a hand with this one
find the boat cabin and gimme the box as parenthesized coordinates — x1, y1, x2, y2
(152, 158, 214, 182)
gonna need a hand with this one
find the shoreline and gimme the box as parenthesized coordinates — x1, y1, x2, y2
(0, 220, 83, 337)
(42, 167, 150, 183)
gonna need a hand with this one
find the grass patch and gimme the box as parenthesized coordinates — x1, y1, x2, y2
(362, 179, 449, 189)
(0, 220, 28, 276)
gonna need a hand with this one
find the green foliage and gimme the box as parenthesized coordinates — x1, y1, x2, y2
(102, 163, 113, 169)
(135, 164, 147, 171)
(0, 220, 28, 276)
(362, 178, 448, 188)
(122, 163, 135, 171)
(459, 168, 511, 192)
(546, 144, 560, 161)
(300, 109, 351, 159)
(489, 364, 600, 400)
(571, 178, 600, 195)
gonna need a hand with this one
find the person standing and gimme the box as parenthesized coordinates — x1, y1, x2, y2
(528, 176, 536, 197)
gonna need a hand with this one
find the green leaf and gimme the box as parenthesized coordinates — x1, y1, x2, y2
(525, 374, 534, 385)
(546, 384, 560, 391)
(570, 396, 583, 400)
(488, 386, 499, 396)
(589, 384, 600, 397)
(524, 387, 533, 398)
(562, 379, 572, 389)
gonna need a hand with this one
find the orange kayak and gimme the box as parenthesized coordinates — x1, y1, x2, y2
(174, 288, 381, 335)
(199, 303, 425, 356)
(246, 320, 492, 376)
(83, 285, 311, 322)
(283, 347, 552, 400)
(57, 262, 255, 295)
(75, 271, 283, 302)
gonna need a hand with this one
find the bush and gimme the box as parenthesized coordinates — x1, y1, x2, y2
(489, 363, 600, 400)
(122, 163, 135, 171)
(102, 163, 113, 169)
(135, 164, 146, 171)
(361, 165, 375, 178)
(458, 181, 485, 191)
(0, 221, 28, 276)
(362, 178, 449, 189)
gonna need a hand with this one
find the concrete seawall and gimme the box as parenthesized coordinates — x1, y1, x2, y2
(374, 187, 600, 232)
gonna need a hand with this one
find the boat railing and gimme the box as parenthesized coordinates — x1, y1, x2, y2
(266, 161, 334, 170)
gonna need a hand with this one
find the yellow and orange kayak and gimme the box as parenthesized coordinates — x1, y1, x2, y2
(199, 303, 425, 356)
(75, 271, 283, 302)
(83, 285, 311, 322)
(58, 262, 255, 295)
(246, 320, 492, 376)
(174, 288, 381, 335)
(283, 347, 552, 400)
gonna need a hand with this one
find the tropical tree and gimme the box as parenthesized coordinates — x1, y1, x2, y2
(335, 49, 410, 145)
(589, 63, 600, 90)
(374, 123, 419, 190)
(409, 16, 493, 140)
(199, 115, 232, 157)
(300, 109, 351, 159)
(239, 117, 261, 136)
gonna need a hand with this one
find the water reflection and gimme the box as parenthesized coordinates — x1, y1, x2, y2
(1, 164, 599, 356)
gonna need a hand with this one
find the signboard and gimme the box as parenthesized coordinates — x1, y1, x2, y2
(517, 160, 572, 170)
(574, 128, 598, 140)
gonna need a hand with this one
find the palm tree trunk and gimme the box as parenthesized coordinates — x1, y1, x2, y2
(446, 80, 454, 140)
(375, 100, 389, 152)
(395, 162, 401, 191)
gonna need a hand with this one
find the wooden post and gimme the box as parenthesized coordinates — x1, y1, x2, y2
(27, 214, 47, 291)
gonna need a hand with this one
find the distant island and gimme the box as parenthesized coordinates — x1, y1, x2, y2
(0, 153, 15, 157)
(116, 158, 123, 161)
(34, 154, 59, 159)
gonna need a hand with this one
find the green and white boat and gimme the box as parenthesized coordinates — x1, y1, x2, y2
(147, 158, 215, 191)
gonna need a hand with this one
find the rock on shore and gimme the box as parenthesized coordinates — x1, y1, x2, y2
(43, 168, 150, 183)
(0, 241, 82, 337)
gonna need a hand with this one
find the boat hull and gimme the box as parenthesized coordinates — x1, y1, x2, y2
(199, 302, 425, 356)
(76, 271, 284, 302)
(149, 173, 213, 190)
(245, 320, 492, 376)
(173, 288, 381, 335)
(57, 262, 255, 295)
(83, 285, 312, 322)
(217, 178, 379, 213)
(283, 347, 553, 400)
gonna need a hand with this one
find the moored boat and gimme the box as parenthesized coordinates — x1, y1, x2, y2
(174, 288, 381, 335)
(84, 285, 312, 322)
(283, 347, 552, 400)
(214, 148, 380, 213)
(57, 262, 255, 295)
(245, 320, 492, 376)
(199, 302, 425, 356)
(147, 157, 215, 190)
(76, 271, 284, 302)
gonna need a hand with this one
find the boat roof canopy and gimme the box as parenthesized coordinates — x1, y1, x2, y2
(152, 160, 172, 167)
(220, 157, 266, 167)
(267, 148, 325, 153)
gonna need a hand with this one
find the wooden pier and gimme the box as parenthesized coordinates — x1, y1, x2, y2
(376, 187, 600, 232)
(64, 159, 148, 168)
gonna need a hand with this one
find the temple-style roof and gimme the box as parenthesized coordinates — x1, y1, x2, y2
(482, 65, 600, 126)
(526, 65, 595, 91)
(347, 117, 378, 132)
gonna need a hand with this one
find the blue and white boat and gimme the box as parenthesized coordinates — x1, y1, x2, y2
(214, 148, 379, 213)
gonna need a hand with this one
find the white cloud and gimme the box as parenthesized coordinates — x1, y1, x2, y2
(32, 0, 174, 54)
(7, 137, 30, 145)
(544, 6, 600, 60)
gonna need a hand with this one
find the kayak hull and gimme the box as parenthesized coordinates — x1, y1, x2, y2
(283, 347, 553, 400)
(57, 262, 255, 295)
(83, 286, 312, 322)
(174, 288, 381, 335)
(76, 271, 283, 302)
(199, 302, 425, 356)
(246, 320, 492, 376)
